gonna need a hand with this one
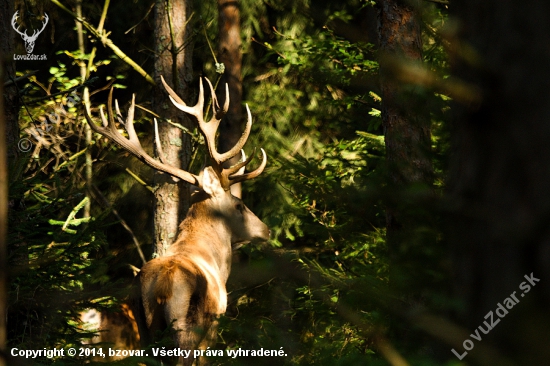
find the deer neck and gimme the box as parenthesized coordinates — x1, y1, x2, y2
(166, 201, 233, 282)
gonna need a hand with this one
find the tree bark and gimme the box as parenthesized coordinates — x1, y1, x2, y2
(217, 0, 243, 197)
(449, 1, 550, 364)
(152, 0, 194, 257)
(1, 0, 18, 161)
(378, 0, 432, 256)
(1, 0, 27, 270)
(0, 52, 7, 366)
(75, 0, 94, 219)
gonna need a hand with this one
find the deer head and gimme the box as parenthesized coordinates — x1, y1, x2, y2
(11, 11, 48, 54)
(83, 78, 268, 246)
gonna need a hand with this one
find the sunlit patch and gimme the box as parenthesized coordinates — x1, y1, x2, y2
(192, 256, 227, 313)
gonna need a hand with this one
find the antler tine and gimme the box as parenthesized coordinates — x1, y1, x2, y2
(160, 75, 185, 105)
(204, 78, 229, 120)
(225, 149, 255, 177)
(114, 99, 124, 124)
(222, 83, 230, 115)
(106, 87, 117, 130)
(204, 77, 220, 116)
(229, 148, 267, 184)
(162, 77, 218, 167)
(99, 106, 108, 127)
(122, 94, 141, 146)
(160, 75, 202, 116)
(100, 90, 117, 130)
(217, 104, 253, 163)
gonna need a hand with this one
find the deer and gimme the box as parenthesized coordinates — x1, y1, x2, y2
(84, 76, 269, 365)
(80, 305, 141, 361)
(11, 11, 48, 54)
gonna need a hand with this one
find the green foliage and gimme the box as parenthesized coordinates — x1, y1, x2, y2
(7, 0, 454, 364)
(276, 26, 377, 83)
(215, 1, 453, 365)
(10, 45, 137, 364)
(216, 131, 390, 365)
(239, 0, 382, 245)
(7, 167, 118, 363)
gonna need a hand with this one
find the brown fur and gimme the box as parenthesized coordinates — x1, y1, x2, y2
(153, 259, 177, 304)
(138, 180, 270, 366)
(80, 304, 140, 361)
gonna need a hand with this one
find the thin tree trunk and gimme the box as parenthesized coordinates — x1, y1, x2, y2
(217, 0, 243, 198)
(152, 0, 194, 257)
(378, 0, 432, 256)
(75, 0, 93, 218)
(449, 1, 550, 364)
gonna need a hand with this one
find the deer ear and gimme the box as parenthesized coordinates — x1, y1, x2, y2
(202, 167, 224, 197)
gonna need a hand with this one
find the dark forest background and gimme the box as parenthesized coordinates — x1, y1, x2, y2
(1, 0, 550, 365)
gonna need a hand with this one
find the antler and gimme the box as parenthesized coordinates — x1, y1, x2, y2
(11, 11, 48, 40)
(161, 76, 266, 189)
(84, 88, 201, 187)
(85, 79, 266, 191)
(33, 13, 49, 40)
(11, 11, 26, 38)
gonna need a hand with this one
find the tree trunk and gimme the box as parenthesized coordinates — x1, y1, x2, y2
(217, 0, 243, 197)
(377, 0, 432, 256)
(1, 0, 27, 270)
(0, 52, 7, 366)
(0, 0, 18, 161)
(152, 0, 194, 257)
(449, 1, 550, 364)
(75, 0, 93, 218)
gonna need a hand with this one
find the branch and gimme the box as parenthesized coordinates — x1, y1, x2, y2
(124, 168, 155, 194)
(201, 18, 218, 64)
(3, 70, 39, 87)
(24, 79, 97, 104)
(96, 0, 110, 33)
(50, 0, 155, 85)
(91, 184, 147, 265)
(125, 2, 154, 34)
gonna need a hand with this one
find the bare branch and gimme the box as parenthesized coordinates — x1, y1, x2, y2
(50, 0, 155, 85)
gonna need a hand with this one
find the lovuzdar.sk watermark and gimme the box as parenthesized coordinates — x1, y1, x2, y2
(451, 272, 540, 360)
(11, 11, 48, 60)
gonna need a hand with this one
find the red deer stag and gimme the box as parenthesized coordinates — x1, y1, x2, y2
(84, 77, 269, 365)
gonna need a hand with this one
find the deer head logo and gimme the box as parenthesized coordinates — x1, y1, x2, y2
(11, 11, 49, 54)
